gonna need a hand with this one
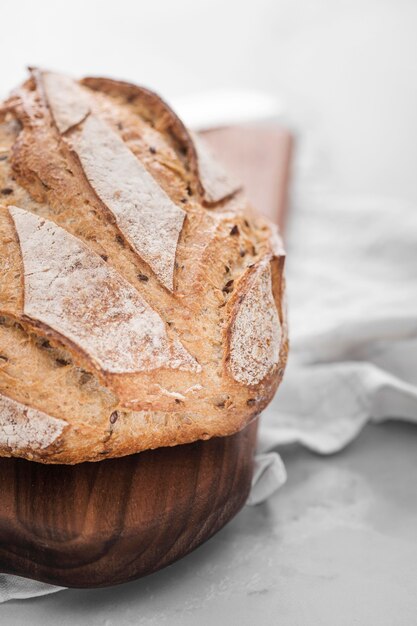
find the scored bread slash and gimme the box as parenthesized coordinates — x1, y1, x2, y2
(69, 115, 186, 291)
(190, 132, 241, 204)
(80, 75, 241, 206)
(37, 70, 186, 291)
(228, 259, 282, 386)
(9, 205, 200, 375)
(38, 70, 91, 133)
(0, 391, 67, 451)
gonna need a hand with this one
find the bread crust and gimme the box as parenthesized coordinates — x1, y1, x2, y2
(0, 69, 288, 463)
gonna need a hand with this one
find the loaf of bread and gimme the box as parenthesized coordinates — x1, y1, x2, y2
(0, 69, 288, 463)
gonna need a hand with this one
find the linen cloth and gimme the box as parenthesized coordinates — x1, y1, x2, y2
(243, 91, 417, 502)
(250, 190, 417, 505)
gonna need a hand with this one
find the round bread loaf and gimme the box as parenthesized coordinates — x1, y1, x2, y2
(0, 69, 288, 463)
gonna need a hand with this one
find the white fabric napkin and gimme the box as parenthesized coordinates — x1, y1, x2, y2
(250, 190, 417, 505)
(260, 188, 417, 446)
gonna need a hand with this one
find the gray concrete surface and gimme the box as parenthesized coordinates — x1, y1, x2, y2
(1, 421, 416, 625)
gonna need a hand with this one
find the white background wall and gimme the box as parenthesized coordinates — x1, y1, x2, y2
(1, 0, 417, 200)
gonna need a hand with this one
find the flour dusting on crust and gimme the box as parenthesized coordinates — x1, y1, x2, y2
(191, 132, 240, 203)
(229, 262, 281, 385)
(10, 206, 199, 375)
(40, 71, 91, 133)
(70, 115, 185, 291)
(0, 392, 67, 450)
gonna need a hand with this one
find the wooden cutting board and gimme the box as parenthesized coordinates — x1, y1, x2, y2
(0, 125, 292, 588)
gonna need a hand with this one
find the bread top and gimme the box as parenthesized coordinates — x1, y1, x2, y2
(0, 69, 288, 463)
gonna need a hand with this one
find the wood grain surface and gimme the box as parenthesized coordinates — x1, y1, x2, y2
(0, 421, 258, 587)
(0, 124, 292, 588)
(202, 126, 292, 232)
